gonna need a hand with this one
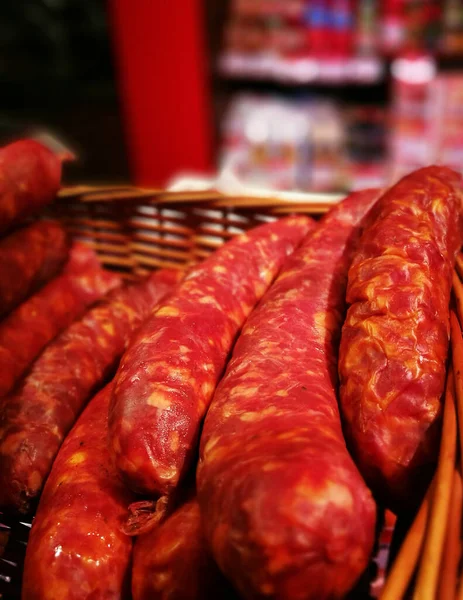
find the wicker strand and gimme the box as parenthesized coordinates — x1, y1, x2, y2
(451, 310, 463, 469)
(456, 254, 463, 282)
(413, 368, 457, 600)
(380, 482, 434, 600)
(454, 272, 463, 329)
(438, 467, 463, 600)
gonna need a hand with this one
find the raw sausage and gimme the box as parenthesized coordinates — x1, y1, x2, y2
(0, 243, 120, 398)
(109, 215, 313, 503)
(339, 166, 463, 511)
(0, 268, 181, 513)
(22, 383, 134, 600)
(0, 220, 69, 318)
(132, 497, 237, 600)
(0, 139, 69, 235)
(0, 243, 119, 398)
(197, 190, 380, 600)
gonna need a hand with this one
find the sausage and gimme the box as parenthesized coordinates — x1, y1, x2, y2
(196, 190, 380, 600)
(0, 220, 69, 318)
(108, 215, 314, 505)
(132, 497, 237, 600)
(0, 139, 68, 235)
(22, 382, 134, 600)
(0, 243, 120, 398)
(338, 166, 463, 512)
(0, 268, 181, 513)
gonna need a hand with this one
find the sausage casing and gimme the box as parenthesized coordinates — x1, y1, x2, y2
(132, 497, 236, 600)
(197, 190, 380, 600)
(0, 269, 181, 512)
(0, 139, 67, 235)
(339, 166, 463, 510)
(22, 383, 134, 600)
(109, 216, 314, 499)
(0, 220, 69, 318)
(0, 243, 120, 398)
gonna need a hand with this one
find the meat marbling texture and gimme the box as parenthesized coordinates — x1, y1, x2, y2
(109, 215, 314, 498)
(22, 383, 134, 600)
(197, 189, 380, 600)
(339, 166, 463, 511)
(0, 269, 181, 513)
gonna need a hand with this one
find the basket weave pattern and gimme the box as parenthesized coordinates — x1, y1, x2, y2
(50, 186, 330, 277)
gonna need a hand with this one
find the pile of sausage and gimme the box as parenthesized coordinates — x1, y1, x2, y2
(0, 138, 462, 600)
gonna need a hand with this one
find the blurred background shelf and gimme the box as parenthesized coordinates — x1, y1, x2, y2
(2, 0, 463, 194)
(218, 53, 385, 84)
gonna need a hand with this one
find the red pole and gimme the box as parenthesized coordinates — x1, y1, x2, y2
(109, 0, 214, 186)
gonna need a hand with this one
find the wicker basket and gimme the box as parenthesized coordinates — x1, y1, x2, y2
(51, 185, 335, 277)
(0, 185, 458, 599)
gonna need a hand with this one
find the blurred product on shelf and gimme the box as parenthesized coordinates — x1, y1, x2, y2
(389, 52, 437, 180)
(345, 106, 388, 190)
(390, 53, 463, 180)
(220, 65, 463, 192)
(220, 95, 340, 191)
(442, 0, 463, 54)
(309, 102, 346, 191)
(220, 0, 463, 84)
(220, 93, 387, 192)
(380, 0, 406, 53)
(356, 0, 377, 56)
(382, 0, 441, 54)
(434, 74, 463, 170)
(221, 0, 383, 83)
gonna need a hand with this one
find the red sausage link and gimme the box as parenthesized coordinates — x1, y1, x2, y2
(339, 166, 463, 512)
(132, 497, 237, 600)
(22, 383, 134, 600)
(0, 243, 120, 398)
(197, 190, 380, 600)
(0, 220, 69, 318)
(0, 139, 67, 235)
(0, 268, 181, 513)
(109, 215, 314, 501)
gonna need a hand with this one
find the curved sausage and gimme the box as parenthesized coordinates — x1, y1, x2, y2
(0, 139, 68, 235)
(0, 269, 181, 513)
(339, 166, 463, 512)
(0, 220, 69, 318)
(197, 190, 380, 600)
(22, 383, 134, 600)
(0, 243, 120, 398)
(109, 215, 314, 503)
(132, 497, 237, 600)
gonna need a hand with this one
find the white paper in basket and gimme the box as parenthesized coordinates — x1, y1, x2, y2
(166, 168, 345, 205)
